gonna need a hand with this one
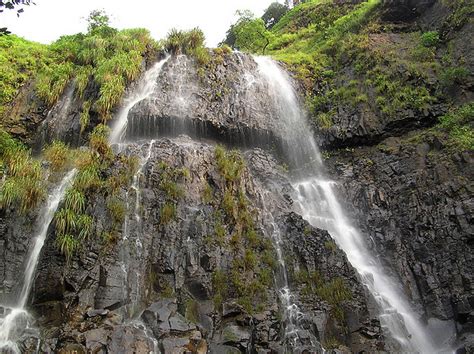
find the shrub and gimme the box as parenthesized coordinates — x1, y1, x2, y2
(55, 233, 80, 264)
(160, 202, 176, 225)
(43, 140, 71, 172)
(420, 31, 439, 47)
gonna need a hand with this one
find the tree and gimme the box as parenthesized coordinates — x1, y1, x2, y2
(86, 9, 110, 32)
(262, 2, 289, 29)
(0, 0, 34, 35)
(231, 10, 274, 55)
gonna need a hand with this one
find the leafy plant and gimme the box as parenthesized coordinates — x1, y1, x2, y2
(43, 140, 72, 172)
(420, 31, 440, 47)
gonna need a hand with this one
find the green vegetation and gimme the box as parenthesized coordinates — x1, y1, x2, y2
(438, 103, 474, 150)
(185, 299, 200, 323)
(295, 269, 351, 322)
(155, 161, 188, 225)
(163, 28, 210, 65)
(0, 35, 50, 116)
(53, 124, 141, 261)
(0, 10, 159, 124)
(0, 129, 44, 212)
(43, 140, 73, 173)
(209, 146, 275, 314)
(420, 31, 440, 47)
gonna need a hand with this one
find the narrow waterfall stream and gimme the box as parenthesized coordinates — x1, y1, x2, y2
(109, 57, 168, 320)
(0, 57, 169, 353)
(262, 200, 322, 352)
(0, 169, 76, 353)
(110, 57, 169, 144)
(253, 56, 437, 353)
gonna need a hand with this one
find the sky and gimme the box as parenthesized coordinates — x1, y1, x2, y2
(1, 0, 280, 47)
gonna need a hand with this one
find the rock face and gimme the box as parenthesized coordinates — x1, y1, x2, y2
(1, 1, 472, 353)
(325, 138, 473, 351)
(0, 137, 383, 352)
(381, 0, 437, 21)
(126, 53, 291, 152)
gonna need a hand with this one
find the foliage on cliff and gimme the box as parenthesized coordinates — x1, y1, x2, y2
(226, 0, 473, 151)
(0, 11, 160, 125)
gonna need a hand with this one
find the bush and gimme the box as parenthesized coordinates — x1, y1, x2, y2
(160, 202, 176, 225)
(420, 31, 440, 47)
(43, 140, 72, 172)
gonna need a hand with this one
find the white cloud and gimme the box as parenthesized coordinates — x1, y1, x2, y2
(1, 0, 279, 46)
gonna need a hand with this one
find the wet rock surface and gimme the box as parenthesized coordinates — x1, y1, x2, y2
(126, 53, 292, 152)
(325, 138, 473, 351)
(0, 137, 383, 352)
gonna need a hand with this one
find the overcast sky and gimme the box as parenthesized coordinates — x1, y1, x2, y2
(2, 0, 280, 47)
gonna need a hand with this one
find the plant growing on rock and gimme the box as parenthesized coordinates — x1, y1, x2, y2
(0, 129, 44, 212)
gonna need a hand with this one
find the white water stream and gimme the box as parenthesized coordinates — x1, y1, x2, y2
(110, 57, 169, 144)
(0, 56, 169, 353)
(0, 169, 76, 353)
(254, 56, 438, 353)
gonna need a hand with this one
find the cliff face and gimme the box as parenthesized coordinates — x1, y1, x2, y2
(315, 0, 474, 351)
(0, 0, 472, 353)
(0, 52, 385, 353)
(0, 138, 382, 353)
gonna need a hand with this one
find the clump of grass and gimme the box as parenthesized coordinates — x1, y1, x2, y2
(80, 100, 92, 134)
(107, 196, 126, 226)
(55, 233, 80, 264)
(0, 129, 44, 212)
(420, 31, 440, 47)
(163, 27, 210, 65)
(43, 140, 72, 173)
(89, 124, 113, 161)
(438, 103, 474, 151)
(215, 145, 244, 185)
(160, 202, 176, 225)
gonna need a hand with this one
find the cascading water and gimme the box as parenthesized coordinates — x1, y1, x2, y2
(253, 55, 438, 353)
(109, 57, 168, 320)
(261, 198, 322, 352)
(120, 140, 155, 318)
(0, 169, 76, 353)
(110, 57, 169, 144)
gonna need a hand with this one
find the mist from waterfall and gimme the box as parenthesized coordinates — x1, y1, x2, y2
(253, 55, 440, 353)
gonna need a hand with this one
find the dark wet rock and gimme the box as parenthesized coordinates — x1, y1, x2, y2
(381, 0, 437, 21)
(9, 137, 381, 352)
(325, 139, 473, 351)
(126, 53, 291, 153)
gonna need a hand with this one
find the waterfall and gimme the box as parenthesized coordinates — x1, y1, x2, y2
(0, 169, 76, 353)
(0, 56, 168, 352)
(109, 57, 169, 144)
(261, 199, 322, 352)
(109, 57, 168, 320)
(253, 56, 438, 353)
